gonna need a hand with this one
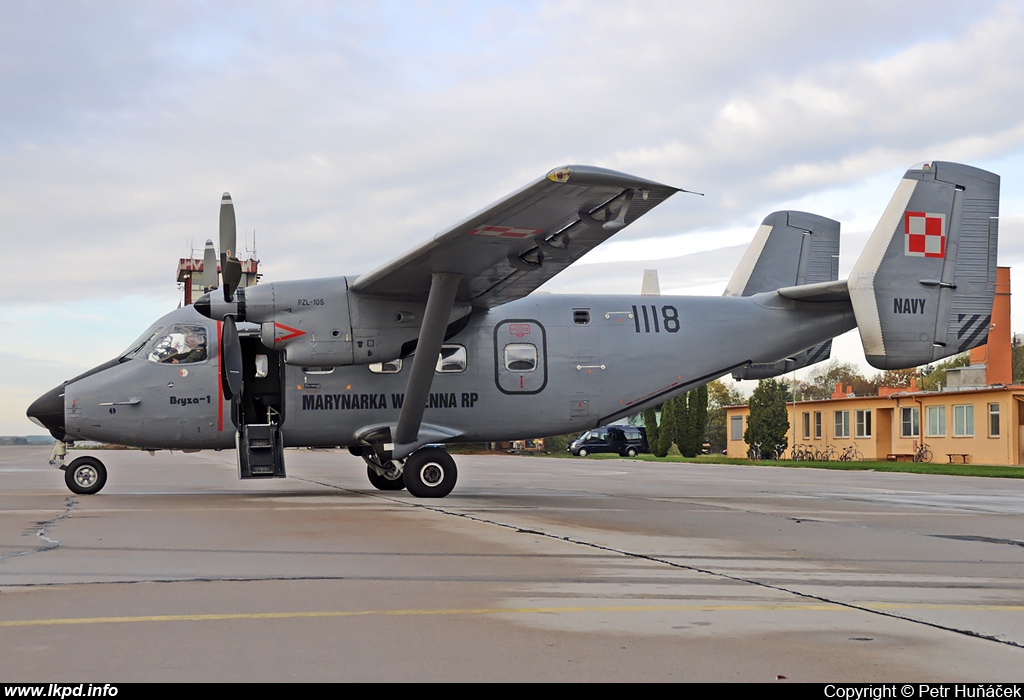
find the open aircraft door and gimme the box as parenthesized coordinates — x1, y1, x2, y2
(494, 320, 547, 394)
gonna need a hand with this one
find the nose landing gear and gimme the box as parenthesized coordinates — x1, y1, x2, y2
(64, 456, 108, 495)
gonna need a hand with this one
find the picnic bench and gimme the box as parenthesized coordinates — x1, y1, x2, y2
(886, 453, 915, 462)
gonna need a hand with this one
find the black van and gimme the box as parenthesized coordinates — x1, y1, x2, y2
(568, 425, 649, 457)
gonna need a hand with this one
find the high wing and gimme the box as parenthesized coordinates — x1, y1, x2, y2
(351, 165, 680, 307)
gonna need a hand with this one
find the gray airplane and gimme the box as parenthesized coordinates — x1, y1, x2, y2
(27, 162, 1000, 497)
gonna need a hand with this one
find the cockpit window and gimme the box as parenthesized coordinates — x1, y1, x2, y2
(147, 324, 209, 364)
(120, 322, 164, 360)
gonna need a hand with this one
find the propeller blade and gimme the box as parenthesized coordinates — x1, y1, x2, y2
(202, 240, 218, 290)
(219, 192, 236, 285)
(220, 316, 244, 400)
(222, 256, 243, 303)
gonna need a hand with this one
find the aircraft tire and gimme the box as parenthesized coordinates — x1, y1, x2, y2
(403, 447, 457, 498)
(65, 456, 107, 495)
(366, 465, 406, 491)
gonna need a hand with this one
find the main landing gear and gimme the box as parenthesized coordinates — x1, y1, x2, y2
(363, 446, 458, 498)
(365, 456, 406, 491)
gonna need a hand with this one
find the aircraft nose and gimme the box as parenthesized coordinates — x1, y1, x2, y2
(27, 384, 66, 441)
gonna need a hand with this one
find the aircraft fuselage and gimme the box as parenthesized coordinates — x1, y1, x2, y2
(54, 289, 855, 450)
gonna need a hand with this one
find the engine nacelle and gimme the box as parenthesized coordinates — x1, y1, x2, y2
(229, 277, 465, 367)
(195, 276, 470, 367)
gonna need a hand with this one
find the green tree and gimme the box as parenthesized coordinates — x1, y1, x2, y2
(643, 405, 660, 453)
(693, 384, 709, 454)
(675, 391, 696, 457)
(676, 385, 708, 457)
(800, 360, 872, 399)
(918, 353, 970, 391)
(654, 397, 676, 457)
(874, 367, 919, 389)
(744, 379, 789, 458)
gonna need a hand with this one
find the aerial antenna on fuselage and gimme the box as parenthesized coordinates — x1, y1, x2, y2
(641, 269, 661, 296)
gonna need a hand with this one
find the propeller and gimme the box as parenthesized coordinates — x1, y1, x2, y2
(220, 315, 244, 400)
(195, 192, 246, 404)
(219, 193, 243, 303)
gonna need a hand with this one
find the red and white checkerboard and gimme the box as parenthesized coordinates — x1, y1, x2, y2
(904, 211, 946, 258)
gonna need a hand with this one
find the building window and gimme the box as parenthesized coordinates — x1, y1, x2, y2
(900, 406, 919, 438)
(834, 410, 850, 438)
(953, 404, 974, 437)
(802, 412, 810, 440)
(926, 405, 946, 437)
(989, 403, 1000, 437)
(854, 410, 871, 438)
(814, 411, 822, 439)
(730, 416, 744, 441)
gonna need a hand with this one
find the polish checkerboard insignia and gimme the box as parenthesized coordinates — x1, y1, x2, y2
(904, 211, 946, 258)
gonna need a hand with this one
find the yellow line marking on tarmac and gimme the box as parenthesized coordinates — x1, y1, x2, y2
(3, 602, 1023, 627)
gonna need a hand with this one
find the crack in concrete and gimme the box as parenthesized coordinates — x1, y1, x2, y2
(933, 534, 1024, 550)
(1, 497, 76, 564)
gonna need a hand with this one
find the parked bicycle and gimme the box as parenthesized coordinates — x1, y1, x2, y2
(839, 443, 863, 462)
(791, 444, 814, 461)
(816, 444, 838, 461)
(913, 442, 933, 463)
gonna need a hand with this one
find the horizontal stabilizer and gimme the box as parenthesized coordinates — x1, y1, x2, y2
(848, 162, 999, 370)
(732, 341, 833, 381)
(776, 279, 850, 302)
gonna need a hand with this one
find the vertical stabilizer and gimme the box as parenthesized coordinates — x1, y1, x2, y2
(848, 162, 999, 370)
(728, 211, 840, 380)
(724, 211, 839, 296)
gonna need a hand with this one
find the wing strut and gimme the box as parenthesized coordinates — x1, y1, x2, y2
(390, 272, 463, 459)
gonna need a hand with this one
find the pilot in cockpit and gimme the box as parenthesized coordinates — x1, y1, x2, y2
(170, 332, 207, 364)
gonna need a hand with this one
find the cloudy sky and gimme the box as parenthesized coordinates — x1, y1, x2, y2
(4, 1, 1024, 435)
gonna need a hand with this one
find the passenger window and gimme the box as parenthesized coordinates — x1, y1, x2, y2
(436, 345, 466, 373)
(147, 324, 209, 364)
(503, 344, 537, 372)
(368, 359, 403, 374)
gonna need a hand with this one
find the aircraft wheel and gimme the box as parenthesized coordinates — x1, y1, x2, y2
(577, 448, 588, 457)
(366, 465, 406, 491)
(403, 447, 457, 498)
(64, 456, 107, 495)
(624, 447, 638, 458)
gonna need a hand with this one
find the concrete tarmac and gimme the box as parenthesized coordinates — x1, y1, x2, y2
(1, 445, 1023, 682)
